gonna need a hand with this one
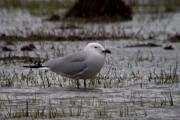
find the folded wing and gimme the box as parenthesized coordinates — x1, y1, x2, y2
(43, 51, 88, 78)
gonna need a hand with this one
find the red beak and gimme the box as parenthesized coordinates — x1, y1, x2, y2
(103, 49, 111, 54)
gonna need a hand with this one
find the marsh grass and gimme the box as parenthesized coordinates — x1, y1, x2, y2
(0, 41, 178, 88)
(0, 53, 45, 64)
(0, 70, 14, 87)
(1, 97, 85, 119)
(131, 0, 180, 13)
(148, 64, 179, 85)
(131, 50, 154, 63)
(0, 88, 176, 119)
(0, 0, 71, 16)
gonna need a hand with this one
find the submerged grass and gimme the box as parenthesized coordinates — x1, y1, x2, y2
(148, 64, 179, 85)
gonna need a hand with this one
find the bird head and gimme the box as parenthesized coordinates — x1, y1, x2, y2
(84, 42, 111, 55)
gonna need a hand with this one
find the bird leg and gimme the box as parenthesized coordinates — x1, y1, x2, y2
(84, 79, 87, 89)
(76, 80, 80, 89)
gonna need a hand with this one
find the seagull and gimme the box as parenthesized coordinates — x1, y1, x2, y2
(24, 42, 111, 88)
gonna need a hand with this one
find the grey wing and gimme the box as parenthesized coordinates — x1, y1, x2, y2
(43, 51, 88, 77)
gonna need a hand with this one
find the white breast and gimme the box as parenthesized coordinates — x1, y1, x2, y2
(84, 51, 105, 77)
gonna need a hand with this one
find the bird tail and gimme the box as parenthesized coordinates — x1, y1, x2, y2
(23, 61, 49, 70)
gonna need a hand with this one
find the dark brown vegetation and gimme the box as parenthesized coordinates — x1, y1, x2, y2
(64, 0, 132, 21)
(163, 45, 174, 50)
(0, 33, 125, 41)
(169, 34, 180, 42)
(124, 43, 161, 48)
(21, 43, 36, 51)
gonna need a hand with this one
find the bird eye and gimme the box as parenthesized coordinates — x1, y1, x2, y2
(94, 46, 98, 48)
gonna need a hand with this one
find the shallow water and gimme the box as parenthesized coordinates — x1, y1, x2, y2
(0, 40, 180, 120)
